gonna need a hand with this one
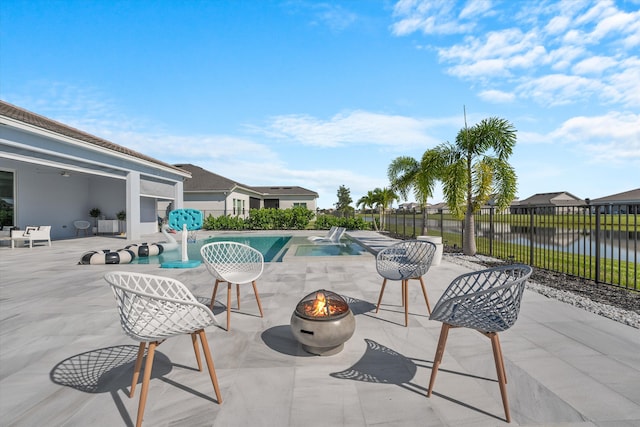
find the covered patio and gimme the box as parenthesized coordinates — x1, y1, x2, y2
(1, 230, 639, 426)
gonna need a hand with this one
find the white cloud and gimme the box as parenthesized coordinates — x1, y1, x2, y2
(517, 74, 606, 106)
(551, 111, 640, 142)
(310, 3, 358, 32)
(607, 57, 640, 106)
(391, 0, 474, 35)
(547, 45, 586, 71)
(544, 15, 571, 35)
(478, 89, 515, 103)
(459, 0, 493, 20)
(254, 110, 441, 148)
(391, 0, 640, 108)
(524, 111, 640, 164)
(572, 55, 618, 74)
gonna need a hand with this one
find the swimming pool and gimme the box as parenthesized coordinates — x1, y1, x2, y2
(131, 234, 371, 264)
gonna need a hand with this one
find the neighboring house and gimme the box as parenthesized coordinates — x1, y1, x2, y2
(590, 188, 640, 214)
(511, 191, 584, 214)
(174, 163, 318, 218)
(251, 186, 318, 210)
(426, 202, 451, 214)
(398, 202, 421, 210)
(0, 100, 190, 240)
(481, 194, 517, 214)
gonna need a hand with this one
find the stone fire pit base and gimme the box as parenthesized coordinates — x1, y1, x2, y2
(290, 310, 356, 356)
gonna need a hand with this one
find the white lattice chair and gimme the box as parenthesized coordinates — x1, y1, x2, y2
(200, 242, 265, 331)
(375, 240, 437, 326)
(73, 220, 91, 236)
(427, 264, 533, 423)
(104, 271, 222, 427)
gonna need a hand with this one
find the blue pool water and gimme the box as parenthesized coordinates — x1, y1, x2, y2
(130, 234, 368, 265)
(132, 235, 290, 264)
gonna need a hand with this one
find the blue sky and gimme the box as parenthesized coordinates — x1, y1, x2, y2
(1, 0, 639, 209)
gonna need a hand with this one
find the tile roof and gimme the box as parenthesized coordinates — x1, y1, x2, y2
(519, 191, 584, 205)
(174, 163, 253, 192)
(175, 164, 318, 197)
(591, 188, 640, 203)
(252, 186, 318, 197)
(0, 100, 188, 175)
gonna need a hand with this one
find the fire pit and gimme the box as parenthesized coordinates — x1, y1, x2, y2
(290, 289, 356, 356)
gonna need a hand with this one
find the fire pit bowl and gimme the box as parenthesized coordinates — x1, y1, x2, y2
(290, 289, 356, 356)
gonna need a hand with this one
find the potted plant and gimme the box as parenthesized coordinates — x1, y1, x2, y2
(89, 208, 101, 235)
(116, 211, 126, 236)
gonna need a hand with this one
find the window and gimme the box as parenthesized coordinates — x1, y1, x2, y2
(0, 171, 14, 227)
(233, 198, 243, 216)
(293, 202, 307, 208)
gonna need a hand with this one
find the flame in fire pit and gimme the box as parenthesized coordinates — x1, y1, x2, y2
(297, 290, 349, 319)
(310, 291, 329, 316)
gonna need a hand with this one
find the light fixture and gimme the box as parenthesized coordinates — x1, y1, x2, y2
(60, 171, 70, 177)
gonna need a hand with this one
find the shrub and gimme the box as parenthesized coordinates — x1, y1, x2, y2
(246, 207, 314, 230)
(313, 215, 371, 230)
(202, 214, 246, 230)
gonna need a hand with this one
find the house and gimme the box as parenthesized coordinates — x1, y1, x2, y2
(511, 191, 584, 214)
(589, 188, 640, 214)
(426, 202, 451, 214)
(0, 100, 190, 240)
(398, 202, 421, 211)
(173, 163, 318, 218)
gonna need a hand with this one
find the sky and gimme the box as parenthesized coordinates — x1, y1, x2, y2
(1, 0, 639, 209)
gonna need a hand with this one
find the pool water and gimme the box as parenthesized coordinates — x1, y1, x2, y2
(292, 238, 367, 256)
(130, 234, 369, 265)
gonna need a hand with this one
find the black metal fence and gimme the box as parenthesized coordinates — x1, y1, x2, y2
(384, 202, 639, 290)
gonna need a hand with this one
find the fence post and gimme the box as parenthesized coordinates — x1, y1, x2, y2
(402, 209, 406, 238)
(529, 209, 535, 266)
(488, 206, 493, 256)
(413, 208, 417, 238)
(595, 203, 601, 284)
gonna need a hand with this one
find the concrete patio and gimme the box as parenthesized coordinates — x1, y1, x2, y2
(1, 230, 639, 426)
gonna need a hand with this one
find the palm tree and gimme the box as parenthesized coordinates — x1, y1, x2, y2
(356, 191, 377, 230)
(388, 151, 442, 236)
(434, 115, 517, 255)
(372, 187, 398, 231)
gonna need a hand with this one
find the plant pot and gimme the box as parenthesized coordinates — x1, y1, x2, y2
(417, 236, 443, 266)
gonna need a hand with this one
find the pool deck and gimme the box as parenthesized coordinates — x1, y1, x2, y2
(1, 229, 639, 426)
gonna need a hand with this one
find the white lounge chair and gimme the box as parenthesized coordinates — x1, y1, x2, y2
(309, 227, 346, 244)
(11, 226, 51, 248)
(308, 226, 338, 242)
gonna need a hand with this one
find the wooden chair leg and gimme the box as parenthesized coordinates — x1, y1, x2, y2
(252, 281, 264, 317)
(490, 333, 511, 422)
(130, 342, 146, 398)
(418, 276, 431, 314)
(375, 279, 387, 313)
(191, 333, 203, 371)
(403, 279, 409, 326)
(226, 283, 232, 331)
(210, 279, 221, 311)
(197, 330, 222, 404)
(428, 323, 450, 397)
(236, 283, 240, 309)
(494, 333, 507, 384)
(136, 341, 157, 427)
